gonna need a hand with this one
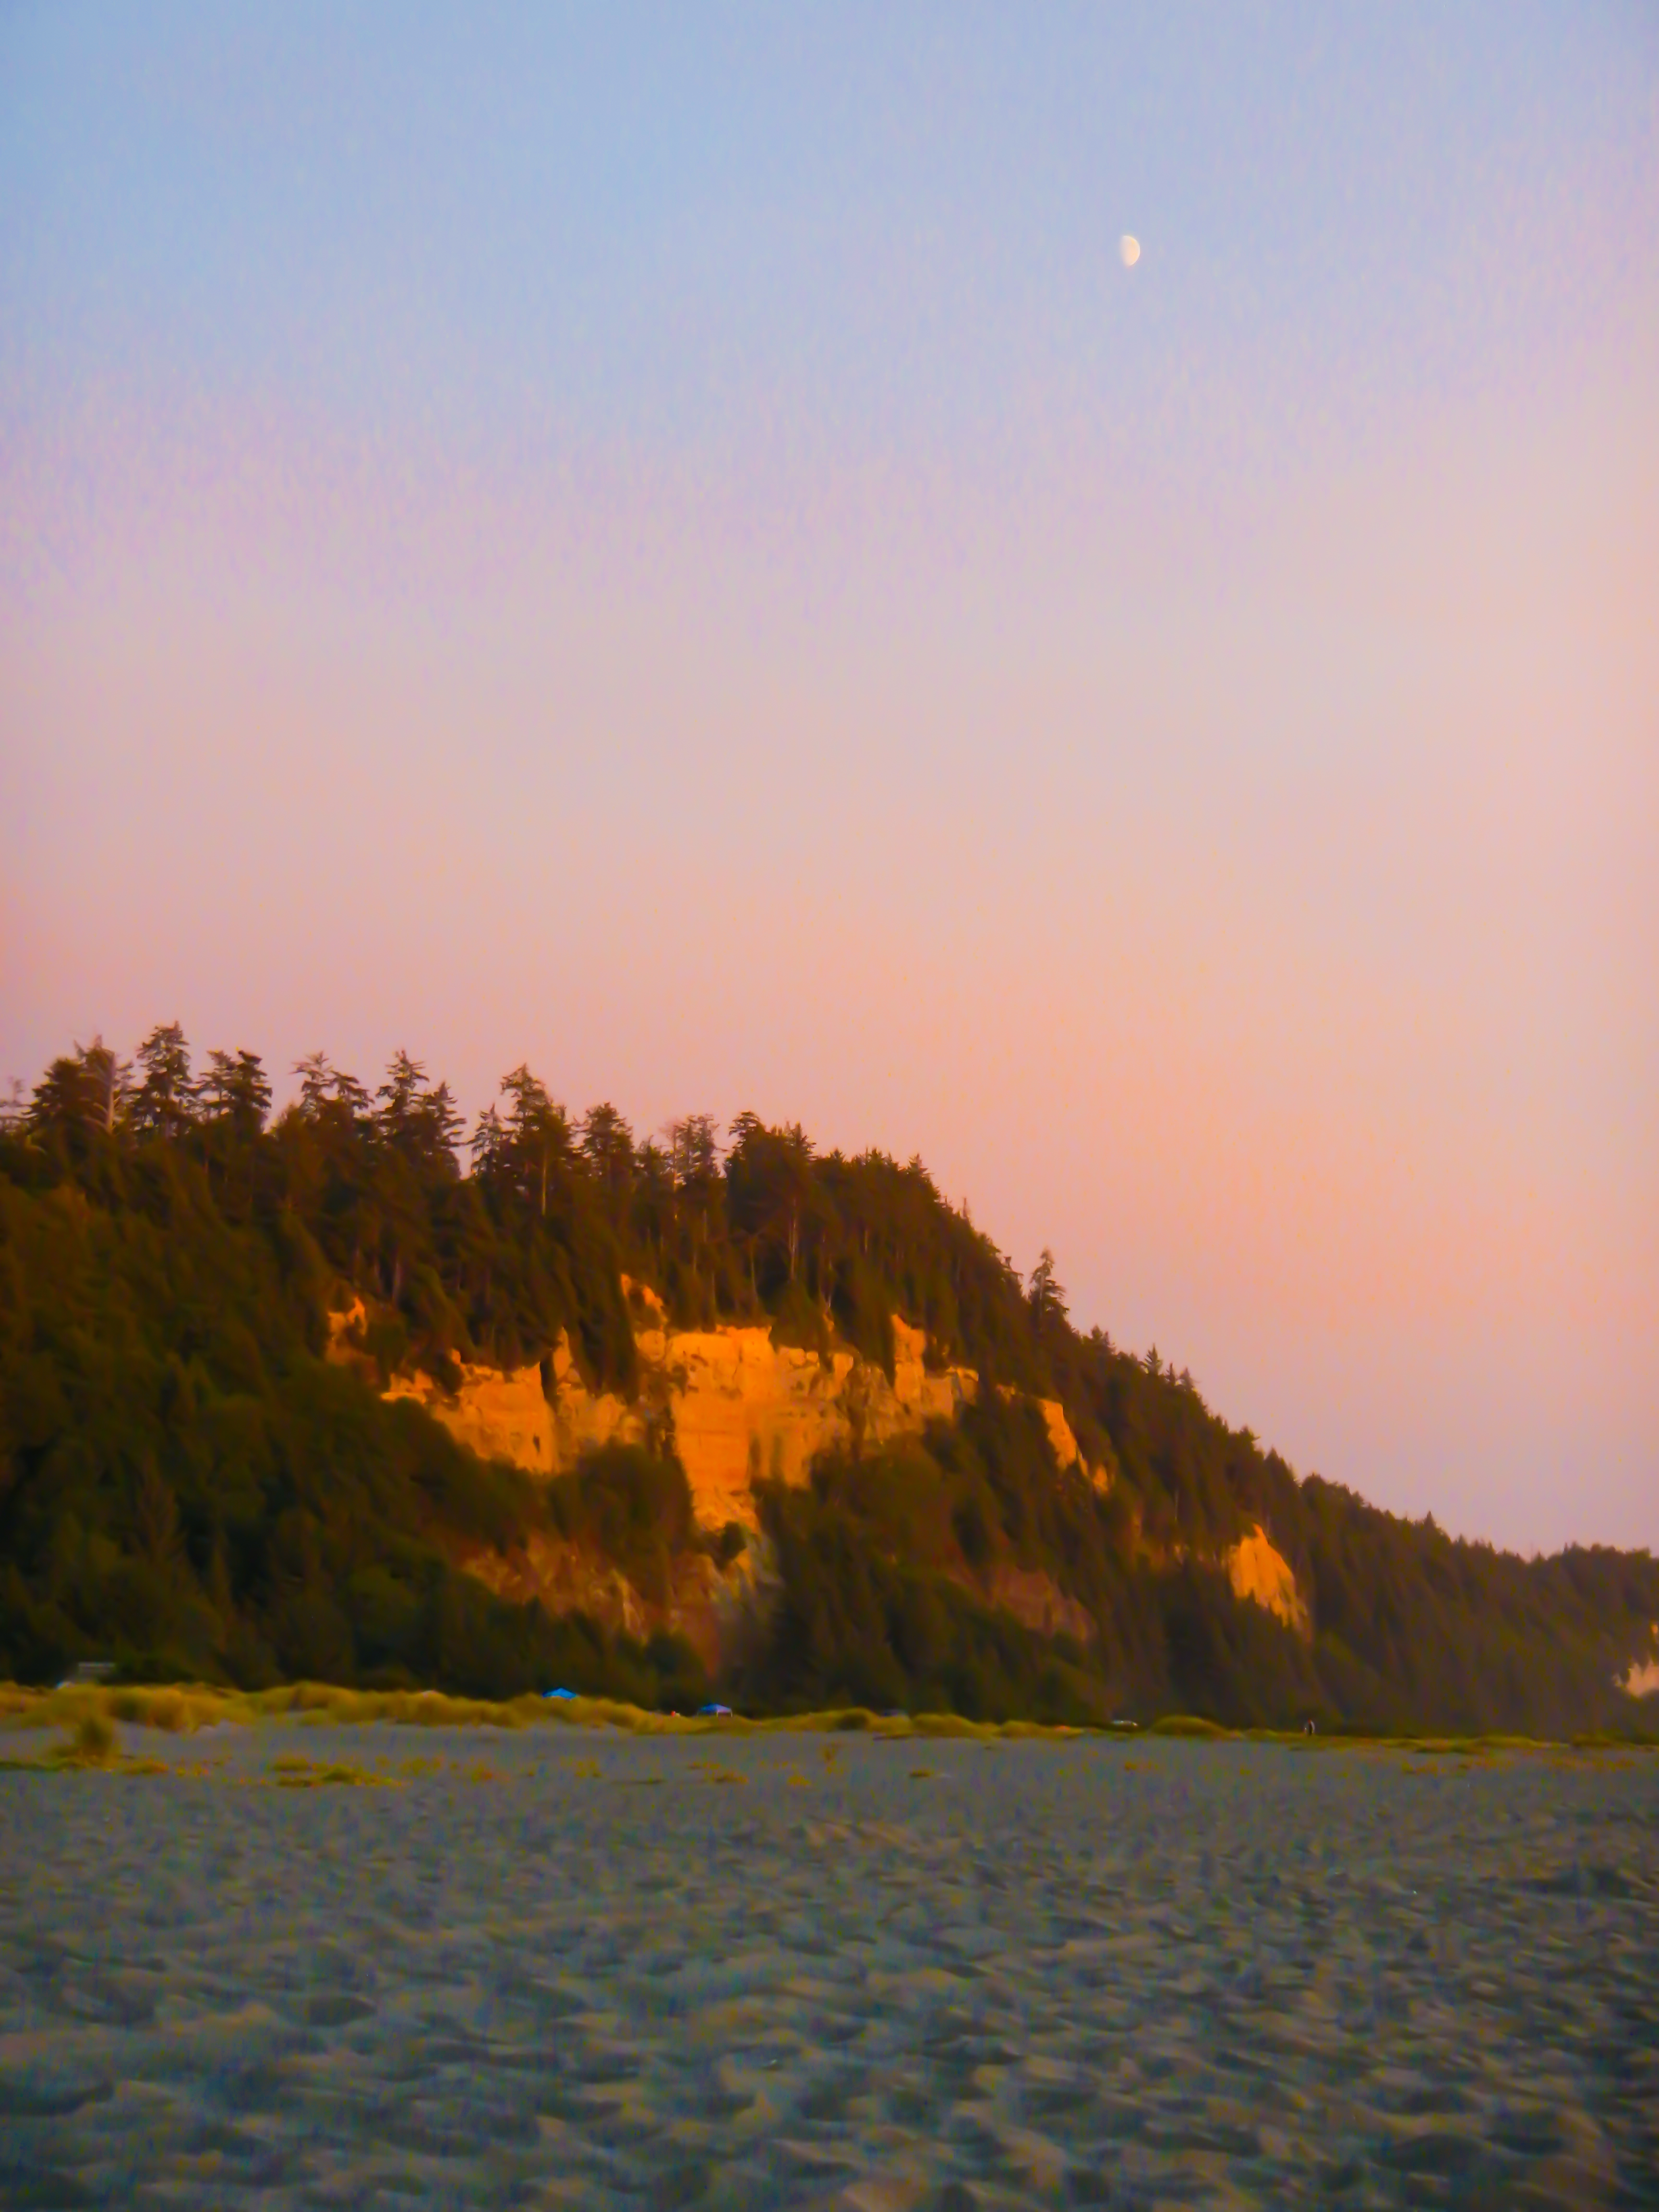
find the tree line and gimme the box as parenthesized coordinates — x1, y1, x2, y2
(2, 1025, 1656, 1731)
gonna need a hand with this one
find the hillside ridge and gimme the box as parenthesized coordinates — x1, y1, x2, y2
(334, 1283, 1313, 1654)
(2, 1028, 1656, 1732)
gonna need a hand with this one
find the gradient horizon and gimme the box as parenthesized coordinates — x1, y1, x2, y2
(4, 2, 1656, 1553)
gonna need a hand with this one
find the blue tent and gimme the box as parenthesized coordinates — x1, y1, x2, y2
(543, 1688, 578, 1700)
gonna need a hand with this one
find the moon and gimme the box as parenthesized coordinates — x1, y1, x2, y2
(1119, 234, 1141, 268)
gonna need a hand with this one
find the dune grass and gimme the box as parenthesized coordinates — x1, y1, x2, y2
(266, 1754, 399, 1788)
(1, 1680, 1654, 1753)
(65, 1711, 117, 1766)
(0, 1682, 1081, 1744)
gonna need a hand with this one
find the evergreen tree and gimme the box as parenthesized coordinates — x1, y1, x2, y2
(1028, 1249, 1068, 1335)
(132, 1022, 195, 1139)
(377, 1052, 462, 1174)
(201, 1048, 272, 1132)
(32, 1036, 130, 1137)
(579, 1102, 636, 1202)
(667, 1113, 721, 1187)
(497, 1065, 567, 1217)
(5, 1013, 1657, 1730)
(294, 1051, 335, 1115)
(727, 1114, 816, 1286)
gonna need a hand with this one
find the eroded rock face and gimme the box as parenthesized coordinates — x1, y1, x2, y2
(333, 1290, 996, 1530)
(986, 1563, 1097, 1644)
(547, 1305, 983, 1531)
(457, 1527, 764, 1674)
(331, 1297, 563, 1470)
(997, 1383, 1096, 1492)
(1621, 1629, 1659, 1698)
(386, 1360, 556, 1471)
(327, 1290, 1308, 1640)
(1225, 1523, 1311, 1636)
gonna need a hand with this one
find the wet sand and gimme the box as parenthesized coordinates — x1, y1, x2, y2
(1, 1726, 1655, 2208)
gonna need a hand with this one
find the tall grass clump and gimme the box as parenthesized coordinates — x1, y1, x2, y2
(68, 1712, 117, 1766)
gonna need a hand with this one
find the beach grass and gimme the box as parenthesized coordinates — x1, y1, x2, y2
(1, 1679, 1653, 1752)
(0, 1681, 1080, 1743)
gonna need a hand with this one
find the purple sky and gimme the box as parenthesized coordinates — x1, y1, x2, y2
(4, 2, 1656, 1550)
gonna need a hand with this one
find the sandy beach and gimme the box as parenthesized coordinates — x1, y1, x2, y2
(1, 1725, 1655, 2208)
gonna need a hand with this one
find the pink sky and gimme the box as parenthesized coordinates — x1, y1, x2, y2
(3, 4, 1656, 1551)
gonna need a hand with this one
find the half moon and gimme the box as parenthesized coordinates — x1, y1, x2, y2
(1119, 235, 1141, 268)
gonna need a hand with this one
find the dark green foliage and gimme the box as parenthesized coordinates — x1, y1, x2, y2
(4, 1028, 1658, 1734)
(0, 1122, 692, 1704)
(544, 1444, 695, 1607)
(1236, 1469, 1658, 1737)
(750, 1417, 1119, 1725)
(1158, 1563, 1323, 1729)
(747, 1393, 1272, 1725)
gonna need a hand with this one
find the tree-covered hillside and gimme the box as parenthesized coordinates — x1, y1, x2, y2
(2, 1029, 1655, 1734)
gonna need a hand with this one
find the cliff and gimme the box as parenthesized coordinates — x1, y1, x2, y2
(1622, 1628, 1659, 1699)
(456, 1525, 765, 1676)
(1226, 1523, 1311, 1636)
(330, 1288, 1308, 1638)
(14, 1068, 1658, 1730)
(339, 1286, 1065, 1526)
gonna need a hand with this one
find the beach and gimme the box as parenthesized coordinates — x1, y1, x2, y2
(2, 1724, 1655, 2208)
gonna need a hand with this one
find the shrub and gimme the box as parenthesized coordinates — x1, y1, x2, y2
(71, 1711, 116, 1764)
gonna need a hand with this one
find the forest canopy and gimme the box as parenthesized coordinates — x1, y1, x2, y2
(2, 1027, 1655, 1735)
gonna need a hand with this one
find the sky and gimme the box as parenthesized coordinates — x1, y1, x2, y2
(3, 1, 1656, 1552)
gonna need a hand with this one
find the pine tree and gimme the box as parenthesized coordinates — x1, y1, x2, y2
(31, 1036, 131, 1136)
(1028, 1248, 1069, 1334)
(579, 1102, 636, 1199)
(132, 1022, 195, 1138)
(201, 1048, 272, 1132)
(499, 1065, 567, 1216)
(667, 1113, 721, 1187)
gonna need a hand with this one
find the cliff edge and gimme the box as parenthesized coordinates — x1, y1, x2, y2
(330, 1288, 1308, 1636)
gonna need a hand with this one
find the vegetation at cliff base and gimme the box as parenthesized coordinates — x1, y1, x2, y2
(2, 1028, 1656, 1735)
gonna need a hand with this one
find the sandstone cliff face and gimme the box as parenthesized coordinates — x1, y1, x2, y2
(545, 1299, 986, 1530)
(1622, 1628, 1659, 1698)
(985, 1563, 1097, 1644)
(1225, 1523, 1311, 1636)
(331, 1300, 561, 1472)
(387, 1360, 556, 1470)
(328, 1290, 1307, 1637)
(339, 1287, 1057, 1530)
(456, 1526, 768, 1675)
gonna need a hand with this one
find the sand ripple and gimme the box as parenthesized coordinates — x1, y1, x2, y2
(1, 1729, 1656, 2207)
